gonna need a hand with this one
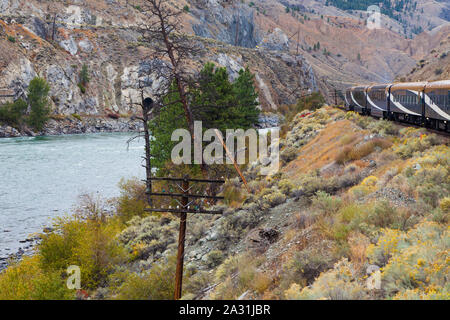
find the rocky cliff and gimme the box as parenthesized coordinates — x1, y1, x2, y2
(0, 0, 318, 137)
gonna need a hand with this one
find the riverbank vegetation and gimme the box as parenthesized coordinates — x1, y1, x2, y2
(0, 77, 51, 132)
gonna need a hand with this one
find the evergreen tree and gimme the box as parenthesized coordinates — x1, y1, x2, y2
(80, 64, 90, 86)
(148, 82, 187, 169)
(148, 63, 260, 171)
(27, 77, 50, 131)
(231, 67, 260, 129)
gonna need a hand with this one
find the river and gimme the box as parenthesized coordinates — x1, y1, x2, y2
(0, 133, 145, 258)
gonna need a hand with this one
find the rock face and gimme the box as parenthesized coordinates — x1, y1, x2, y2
(257, 113, 283, 128)
(192, 2, 261, 48)
(259, 28, 290, 52)
(0, 125, 21, 137)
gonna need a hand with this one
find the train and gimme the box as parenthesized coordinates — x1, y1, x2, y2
(345, 80, 450, 133)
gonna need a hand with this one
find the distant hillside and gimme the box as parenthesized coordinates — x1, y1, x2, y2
(401, 31, 450, 81)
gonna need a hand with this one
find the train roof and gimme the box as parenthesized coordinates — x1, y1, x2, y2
(347, 80, 450, 92)
(367, 84, 390, 91)
(425, 80, 450, 92)
(390, 82, 428, 91)
(349, 85, 368, 91)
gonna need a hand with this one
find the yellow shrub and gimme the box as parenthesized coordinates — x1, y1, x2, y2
(361, 176, 378, 187)
(0, 255, 74, 300)
(367, 221, 449, 299)
(285, 259, 368, 300)
(349, 185, 372, 199)
(39, 215, 127, 290)
(349, 176, 378, 199)
(252, 273, 272, 294)
(440, 197, 450, 213)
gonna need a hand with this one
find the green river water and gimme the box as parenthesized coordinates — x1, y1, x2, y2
(0, 133, 144, 258)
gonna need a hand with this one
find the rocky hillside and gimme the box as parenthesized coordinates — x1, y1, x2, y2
(112, 107, 449, 300)
(401, 29, 450, 81)
(0, 0, 316, 135)
(182, 0, 449, 89)
(1, 0, 448, 125)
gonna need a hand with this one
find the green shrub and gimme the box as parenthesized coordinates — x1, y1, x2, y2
(7, 35, 15, 43)
(118, 214, 178, 261)
(115, 255, 177, 300)
(37, 196, 128, 289)
(39, 209, 126, 290)
(278, 179, 295, 195)
(78, 83, 86, 94)
(394, 130, 441, 159)
(206, 250, 224, 268)
(280, 146, 298, 163)
(0, 99, 27, 128)
(366, 201, 397, 228)
(262, 190, 286, 207)
(368, 119, 398, 135)
(211, 254, 267, 299)
(116, 178, 148, 222)
(440, 197, 450, 213)
(80, 63, 90, 84)
(281, 243, 337, 289)
(71, 113, 82, 121)
(184, 270, 213, 297)
(295, 91, 325, 113)
(311, 191, 342, 216)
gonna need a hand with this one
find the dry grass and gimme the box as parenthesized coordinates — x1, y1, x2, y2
(336, 138, 392, 164)
(283, 119, 358, 178)
(348, 232, 370, 274)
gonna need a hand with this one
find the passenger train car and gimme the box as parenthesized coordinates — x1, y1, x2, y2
(345, 80, 450, 132)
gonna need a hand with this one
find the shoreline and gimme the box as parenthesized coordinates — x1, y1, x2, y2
(0, 116, 142, 138)
(0, 233, 41, 273)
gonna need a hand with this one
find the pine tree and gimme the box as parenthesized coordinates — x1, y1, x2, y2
(231, 67, 260, 129)
(27, 77, 50, 131)
(148, 63, 260, 171)
(80, 64, 90, 86)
